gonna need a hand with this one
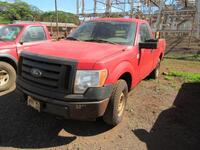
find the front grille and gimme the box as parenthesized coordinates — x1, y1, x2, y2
(18, 52, 77, 94)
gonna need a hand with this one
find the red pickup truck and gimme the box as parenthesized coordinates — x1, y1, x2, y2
(0, 23, 51, 91)
(17, 18, 166, 126)
(0, 24, 5, 28)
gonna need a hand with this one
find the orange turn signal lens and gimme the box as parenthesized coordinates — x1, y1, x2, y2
(99, 69, 108, 87)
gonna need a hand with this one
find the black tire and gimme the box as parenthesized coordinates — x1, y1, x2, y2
(149, 59, 161, 79)
(0, 62, 16, 92)
(103, 80, 128, 126)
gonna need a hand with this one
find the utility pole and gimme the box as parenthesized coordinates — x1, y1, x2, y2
(94, 0, 97, 16)
(77, 0, 79, 15)
(155, 0, 165, 31)
(106, 0, 112, 15)
(55, 0, 59, 39)
(197, 0, 200, 38)
(82, 0, 85, 15)
(130, 0, 134, 18)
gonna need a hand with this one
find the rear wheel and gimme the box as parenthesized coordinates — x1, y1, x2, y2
(0, 62, 16, 92)
(103, 80, 128, 126)
(149, 59, 161, 79)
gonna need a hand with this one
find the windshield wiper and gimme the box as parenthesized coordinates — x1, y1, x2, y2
(66, 37, 80, 41)
(84, 39, 118, 45)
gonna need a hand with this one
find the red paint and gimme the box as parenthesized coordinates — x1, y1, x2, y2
(0, 24, 51, 63)
(20, 18, 166, 89)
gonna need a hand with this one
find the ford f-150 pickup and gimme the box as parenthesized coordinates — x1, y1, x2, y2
(0, 23, 51, 91)
(17, 18, 166, 126)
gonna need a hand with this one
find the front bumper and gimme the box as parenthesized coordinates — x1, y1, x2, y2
(27, 95, 109, 120)
(17, 77, 113, 102)
(17, 83, 113, 120)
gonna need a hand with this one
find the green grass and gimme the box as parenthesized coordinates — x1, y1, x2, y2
(166, 71, 200, 82)
(165, 54, 200, 61)
(164, 76, 173, 81)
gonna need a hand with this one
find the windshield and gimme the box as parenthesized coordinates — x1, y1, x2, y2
(0, 25, 23, 41)
(68, 21, 137, 45)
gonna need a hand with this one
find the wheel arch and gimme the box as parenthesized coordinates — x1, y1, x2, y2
(159, 53, 164, 60)
(0, 55, 18, 71)
(118, 72, 132, 91)
(106, 61, 139, 91)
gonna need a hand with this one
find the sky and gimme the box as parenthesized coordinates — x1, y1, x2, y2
(23, 0, 78, 13)
(0, 0, 96, 13)
(0, 0, 131, 14)
(0, 0, 175, 14)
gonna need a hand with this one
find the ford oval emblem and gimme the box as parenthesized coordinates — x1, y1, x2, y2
(30, 68, 42, 78)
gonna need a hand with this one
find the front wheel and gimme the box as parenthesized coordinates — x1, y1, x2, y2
(0, 62, 16, 92)
(103, 80, 128, 126)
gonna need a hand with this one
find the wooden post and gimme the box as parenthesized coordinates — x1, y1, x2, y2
(188, 15, 195, 48)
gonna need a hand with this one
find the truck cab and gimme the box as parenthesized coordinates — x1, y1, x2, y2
(17, 18, 166, 126)
(0, 24, 5, 29)
(0, 23, 51, 91)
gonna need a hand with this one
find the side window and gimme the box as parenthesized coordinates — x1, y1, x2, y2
(139, 24, 151, 43)
(22, 26, 46, 43)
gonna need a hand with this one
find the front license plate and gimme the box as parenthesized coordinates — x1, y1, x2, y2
(27, 97, 41, 112)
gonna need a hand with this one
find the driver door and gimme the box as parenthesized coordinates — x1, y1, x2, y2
(138, 24, 154, 80)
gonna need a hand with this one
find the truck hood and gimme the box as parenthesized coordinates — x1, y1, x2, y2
(24, 40, 127, 69)
(0, 41, 16, 49)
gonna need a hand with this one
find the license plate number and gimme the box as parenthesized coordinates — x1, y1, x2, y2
(27, 97, 41, 112)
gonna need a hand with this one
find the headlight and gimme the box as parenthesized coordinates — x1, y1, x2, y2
(74, 69, 108, 94)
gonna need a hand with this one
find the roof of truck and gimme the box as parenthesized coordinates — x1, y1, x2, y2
(93, 18, 148, 23)
(6, 23, 46, 27)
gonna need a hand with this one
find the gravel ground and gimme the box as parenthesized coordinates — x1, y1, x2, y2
(0, 59, 200, 150)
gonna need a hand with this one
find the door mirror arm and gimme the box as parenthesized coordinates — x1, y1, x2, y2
(19, 41, 24, 45)
(19, 38, 24, 45)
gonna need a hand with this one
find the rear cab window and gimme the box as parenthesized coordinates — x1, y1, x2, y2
(139, 23, 152, 43)
(0, 25, 23, 41)
(22, 26, 47, 43)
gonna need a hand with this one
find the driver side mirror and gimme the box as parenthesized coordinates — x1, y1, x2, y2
(139, 39, 158, 50)
(49, 32, 53, 37)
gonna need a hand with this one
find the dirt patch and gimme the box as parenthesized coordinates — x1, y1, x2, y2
(0, 59, 199, 150)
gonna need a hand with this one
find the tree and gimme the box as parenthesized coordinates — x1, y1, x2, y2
(30, 5, 43, 21)
(0, 1, 80, 25)
(41, 11, 80, 25)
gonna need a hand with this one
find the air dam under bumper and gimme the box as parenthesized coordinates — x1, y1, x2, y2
(17, 85, 113, 120)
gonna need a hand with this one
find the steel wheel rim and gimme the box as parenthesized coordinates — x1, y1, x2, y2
(0, 69, 9, 86)
(117, 92, 126, 117)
